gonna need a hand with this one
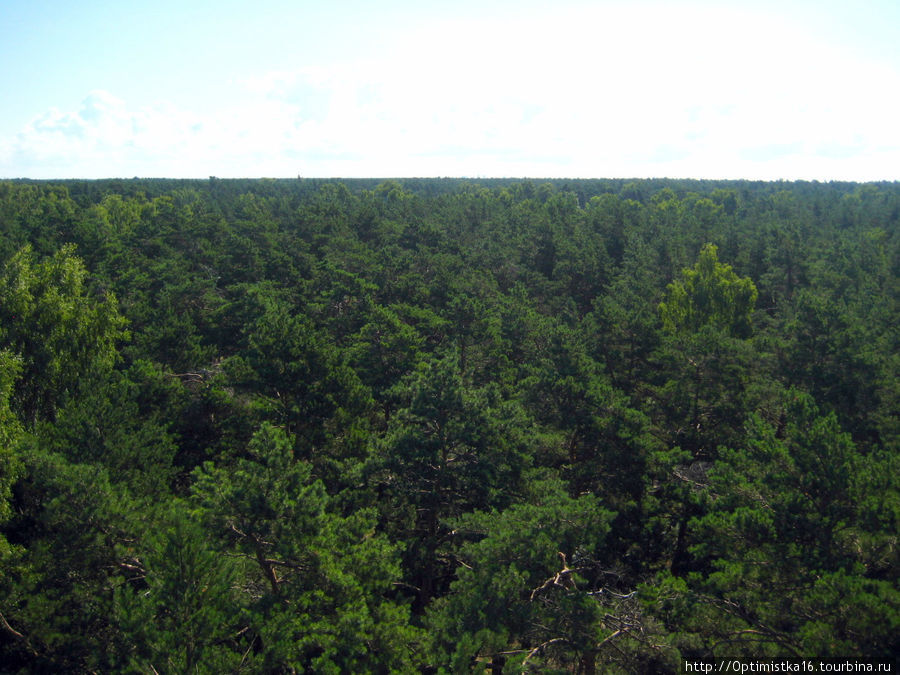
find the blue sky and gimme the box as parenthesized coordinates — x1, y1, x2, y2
(2, 0, 899, 180)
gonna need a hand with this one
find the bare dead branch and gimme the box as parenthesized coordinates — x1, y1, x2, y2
(596, 629, 624, 650)
(0, 610, 26, 641)
(530, 552, 578, 601)
(520, 637, 570, 673)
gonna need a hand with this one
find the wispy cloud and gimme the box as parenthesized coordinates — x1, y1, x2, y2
(2, 3, 899, 179)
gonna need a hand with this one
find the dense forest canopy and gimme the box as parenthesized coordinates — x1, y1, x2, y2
(0, 177, 897, 673)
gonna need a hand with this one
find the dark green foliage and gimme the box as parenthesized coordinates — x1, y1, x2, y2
(113, 507, 247, 674)
(191, 423, 423, 672)
(427, 477, 676, 673)
(0, 350, 23, 556)
(683, 392, 900, 660)
(1, 446, 139, 672)
(37, 362, 180, 497)
(371, 350, 535, 609)
(0, 177, 896, 672)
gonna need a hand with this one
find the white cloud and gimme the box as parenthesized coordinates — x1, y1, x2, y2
(1, 89, 315, 178)
(2, 3, 899, 179)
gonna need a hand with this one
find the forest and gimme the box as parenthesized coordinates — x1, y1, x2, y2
(0, 177, 897, 673)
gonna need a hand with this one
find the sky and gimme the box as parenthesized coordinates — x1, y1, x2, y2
(1, 0, 899, 180)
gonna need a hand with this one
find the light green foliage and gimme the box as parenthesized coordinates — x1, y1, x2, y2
(659, 243, 757, 338)
(0, 245, 128, 423)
